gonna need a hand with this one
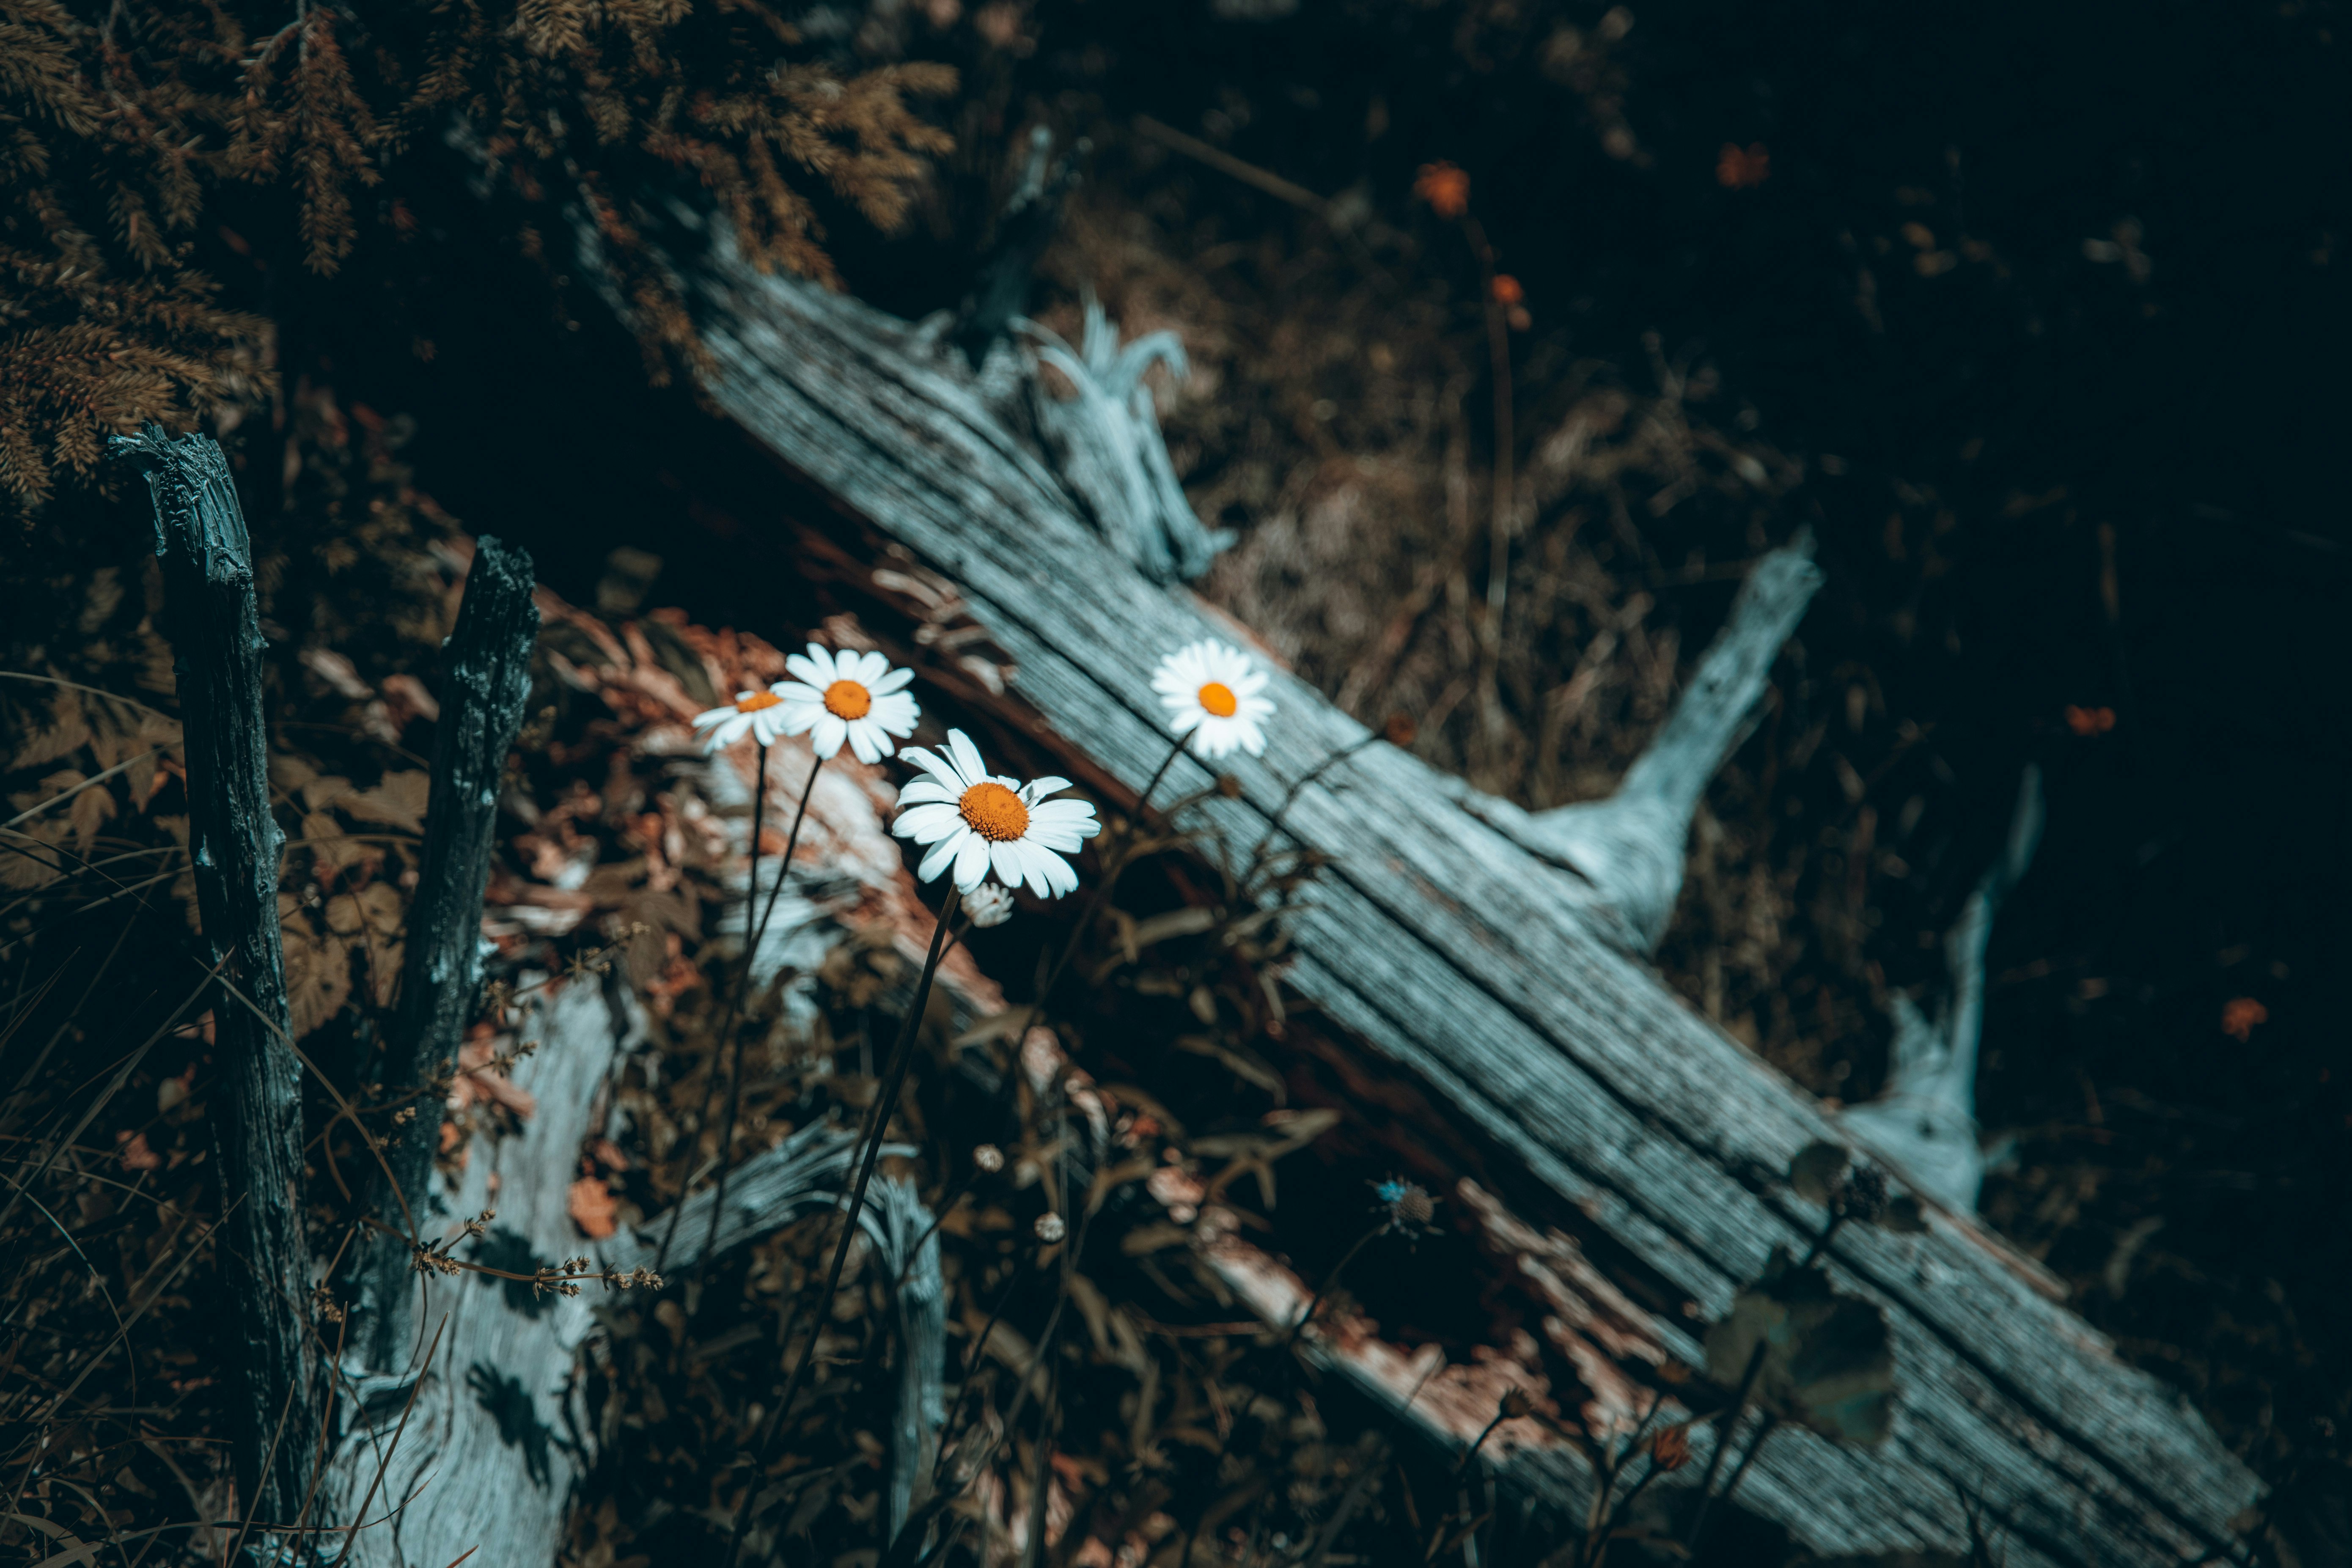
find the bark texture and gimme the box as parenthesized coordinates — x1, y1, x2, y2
(365, 537, 541, 1369)
(111, 425, 321, 1535)
(641, 230, 2260, 1568)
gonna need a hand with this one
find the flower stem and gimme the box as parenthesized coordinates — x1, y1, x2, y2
(1683, 1213, 1841, 1551)
(1449, 1406, 1510, 1481)
(723, 885, 962, 1568)
(748, 756, 825, 962)
(701, 755, 826, 1267)
(1281, 1221, 1380, 1353)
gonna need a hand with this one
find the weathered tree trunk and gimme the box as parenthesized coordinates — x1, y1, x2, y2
(110, 426, 321, 1537)
(623, 228, 2261, 1568)
(363, 538, 541, 1370)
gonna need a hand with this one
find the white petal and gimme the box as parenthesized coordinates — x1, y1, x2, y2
(897, 779, 959, 807)
(989, 840, 1028, 887)
(894, 802, 964, 841)
(847, 719, 885, 764)
(853, 650, 891, 687)
(787, 646, 835, 687)
(953, 833, 992, 891)
(1038, 845, 1080, 899)
(871, 665, 915, 695)
(809, 714, 848, 758)
(918, 833, 963, 883)
(871, 693, 920, 735)
(947, 729, 988, 786)
(899, 745, 961, 788)
(1022, 775, 1074, 802)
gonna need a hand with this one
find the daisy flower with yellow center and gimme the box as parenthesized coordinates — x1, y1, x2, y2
(1151, 639, 1275, 759)
(692, 684, 794, 753)
(892, 730, 1099, 898)
(775, 643, 920, 763)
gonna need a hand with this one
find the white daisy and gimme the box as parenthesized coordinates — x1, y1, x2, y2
(692, 685, 794, 753)
(964, 883, 1017, 929)
(892, 729, 1100, 899)
(1151, 639, 1275, 759)
(775, 644, 921, 764)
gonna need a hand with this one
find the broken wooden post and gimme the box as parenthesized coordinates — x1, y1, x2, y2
(110, 425, 321, 1536)
(362, 538, 541, 1368)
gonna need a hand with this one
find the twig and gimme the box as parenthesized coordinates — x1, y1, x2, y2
(703, 751, 825, 1273)
(1132, 115, 1330, 215)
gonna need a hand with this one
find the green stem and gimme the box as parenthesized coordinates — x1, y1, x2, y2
(723, 885, 962, 1568)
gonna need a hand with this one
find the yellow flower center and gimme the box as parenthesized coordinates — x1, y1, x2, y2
(736, 690, 783, 713)
(959, 781, 1030, 843)
(1197, 681, 1239, 718)
(823, 679, 872, 719)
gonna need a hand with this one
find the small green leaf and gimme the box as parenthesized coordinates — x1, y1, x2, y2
(1787, 1140, 1850, 1206)
(1703, 1247, 1897, 1446)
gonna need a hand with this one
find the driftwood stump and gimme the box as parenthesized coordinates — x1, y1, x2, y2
(363, 537, 541, 1369)
(111, 426, 322, 1535)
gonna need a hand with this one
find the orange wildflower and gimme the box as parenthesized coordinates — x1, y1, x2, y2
(1717, 142, 1770, 189)
(2064, 705, 2118, 736)
(1414, 160, 1470, 219)
(1490, 274, 1525, 306)
(2221, 997, 2268, 1042)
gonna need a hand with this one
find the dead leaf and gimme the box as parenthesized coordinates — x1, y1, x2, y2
(279, 896, 354, 1038)
(569, 1177, 619, 1239)
(341, 771, 431, 835)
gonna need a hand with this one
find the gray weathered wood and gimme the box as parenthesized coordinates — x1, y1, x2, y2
(111, 425, 321, 1537)
(655, 234, 2260, 1568)
(324, 972, 633, 1568)
(1473, 537, 1824, 953)
(365, 537, 542, 1370)
(1843, 766, 2045, 1212)
(324, 959, 937, 1568)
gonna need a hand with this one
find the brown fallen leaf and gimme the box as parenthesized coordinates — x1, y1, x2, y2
(569, 1176, 619, 1240)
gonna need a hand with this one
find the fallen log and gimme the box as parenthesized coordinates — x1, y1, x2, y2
(622, 222, 2264, 1568)
(112, 426, 322, 1537)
